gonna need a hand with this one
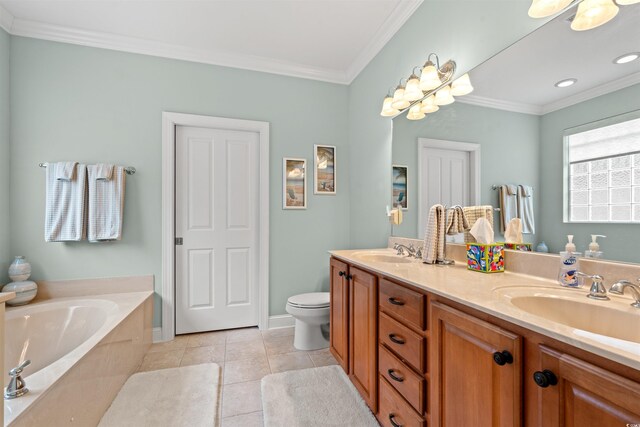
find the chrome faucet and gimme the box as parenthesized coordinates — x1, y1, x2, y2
(4, 360, 31, 399)
(609, 280, 640, 308)
(394, 243, 422, 258)
(576, 272, 609, 301)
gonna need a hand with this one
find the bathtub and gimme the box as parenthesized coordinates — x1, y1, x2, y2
(4, 291, 152, 426)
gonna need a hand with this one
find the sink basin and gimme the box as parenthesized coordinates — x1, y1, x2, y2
(495, 286, 640, 344)
(351, 251, 414, 264)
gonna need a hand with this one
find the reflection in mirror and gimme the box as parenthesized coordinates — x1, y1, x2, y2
(391, 5, 640, 263)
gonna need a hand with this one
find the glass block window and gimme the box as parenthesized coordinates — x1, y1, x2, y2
(566, 116, 640, 222)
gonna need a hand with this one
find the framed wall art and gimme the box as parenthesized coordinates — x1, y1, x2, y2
(283, 158, 307, 209)
(314, 145, 336, 195)
(392, 164, 408, 210)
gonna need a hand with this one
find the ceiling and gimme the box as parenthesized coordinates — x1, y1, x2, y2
(463, 4, 640, 115)
(0, 0, 422, 84)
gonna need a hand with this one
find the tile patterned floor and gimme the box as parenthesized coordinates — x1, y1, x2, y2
(139, 326, 338, 426)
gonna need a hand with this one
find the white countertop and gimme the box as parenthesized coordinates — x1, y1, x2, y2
(330, 248, 640, 371)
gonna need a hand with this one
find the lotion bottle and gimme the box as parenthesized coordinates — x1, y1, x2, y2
(585, 235, 605, 258)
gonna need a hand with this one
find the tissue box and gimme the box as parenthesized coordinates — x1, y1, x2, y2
(467, 243, 505, 273)
(503, 243, 532, 251)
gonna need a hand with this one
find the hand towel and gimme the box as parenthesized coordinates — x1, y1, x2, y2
(463, 205, 494, 243)
(45, 162, 87, 242)
(504, 218, 523, 243)
(94, 163, 114, 180)
(87, 165, 126, 242)
(446, 206, 469, 235)
(422, 204, 445, 264)
(517, 185, 535, 234)
(499, 185, 518, 233)
(55, 161, 78, 181)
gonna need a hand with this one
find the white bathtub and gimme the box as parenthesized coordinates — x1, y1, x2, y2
(4, 292, 152, 426)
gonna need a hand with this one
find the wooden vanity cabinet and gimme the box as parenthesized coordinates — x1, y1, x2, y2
(329, 257, 349, 371)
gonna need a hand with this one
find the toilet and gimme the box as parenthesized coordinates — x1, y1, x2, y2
(285, 292, 330, 351)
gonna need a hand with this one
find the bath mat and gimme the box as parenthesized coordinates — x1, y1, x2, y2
(261, 365, 378, 426)
(99, 363, 221, 427)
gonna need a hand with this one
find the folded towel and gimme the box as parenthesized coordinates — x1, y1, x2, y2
(517, 185, 535, 234)
(55, 162, 78, 181)
(463, 205, 494, 243)
(446, 206, 469, 235)
(499, 185, 518, 233)
(422, 204, 445, 264)
(94, 164, 114, 181)
(87, 165, 126, 242)
(45, 163, 87, 242)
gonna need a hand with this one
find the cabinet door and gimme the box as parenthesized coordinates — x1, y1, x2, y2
(349, 266, 378, 412)
(431, 302, 522, 427)
(329, 257, 349, 372)
(536, 346, 640, 426)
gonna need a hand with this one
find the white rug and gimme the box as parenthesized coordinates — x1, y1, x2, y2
(99, 363, 222, 427)
(261, 365, 378, 427)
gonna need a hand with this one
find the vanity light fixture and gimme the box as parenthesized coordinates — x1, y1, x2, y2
(380, 89, 399, 117)
(434, 85, 455, 105)
(391, 80, 410, 110)
(407, 104, 426, 120)
(571, 0, 619, 31)
(404, 70, 424, 102)
(528, 0, 573, 18)
(450, 73, 474, 96)
(555, 78, 577, 87)
(420, 95, 439, 114)
(614, 52, 640, 64)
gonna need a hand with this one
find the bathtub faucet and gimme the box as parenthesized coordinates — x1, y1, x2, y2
(4, 359, 31, 399)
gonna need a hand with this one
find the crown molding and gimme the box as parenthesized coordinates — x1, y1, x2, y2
(345, 0, 423, 84)
(458, 94, 543, 115)
(0, 3, 14, 33)
(541, 71, 640, 115)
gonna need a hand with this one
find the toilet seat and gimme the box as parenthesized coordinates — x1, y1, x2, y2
(287, 292, 330, 309)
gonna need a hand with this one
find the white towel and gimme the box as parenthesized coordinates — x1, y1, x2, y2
(94, 163, 114, 180)
(499, 185, 518, 233)
(422, 204, 445, 264)
(87, 165, 126, 242)
(517, 185, 535, 234)
(55, 161, 78, 181)
(45, 162, 87, 242)
(446, 206, 469, 235)
(463, 206, 494, 243)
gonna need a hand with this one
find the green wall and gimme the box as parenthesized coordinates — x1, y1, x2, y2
(347, 0, 548, 249)
(0, 28, 9, 284)
(391, 101, 540, 242)
(9, 37, 350, 326)
(539, 83, 640, 262)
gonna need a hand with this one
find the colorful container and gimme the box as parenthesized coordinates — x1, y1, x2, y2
(467, 243, 505, 273)
(503, 243, 532, 251)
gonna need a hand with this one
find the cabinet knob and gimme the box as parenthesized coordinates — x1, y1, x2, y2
(388, 334, 406, 345)
(389, 414, 403, 427)
(533, 370, 558, 388)
(387, 369, 405, 383)
(346, 274, 353, 281)
(492, 350, 514, 366)
(388, 297, 405, 306)
(338, 271, 346, 277)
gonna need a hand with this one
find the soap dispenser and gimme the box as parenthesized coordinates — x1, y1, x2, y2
(558, 235, 581, 287)
(585, 235, 605, 258)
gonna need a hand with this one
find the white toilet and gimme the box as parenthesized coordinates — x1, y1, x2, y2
(285, 292, 330, 351)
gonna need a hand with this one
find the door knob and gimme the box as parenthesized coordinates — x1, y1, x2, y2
(533, 370, 558, 388)
(492, 350, 513, 366)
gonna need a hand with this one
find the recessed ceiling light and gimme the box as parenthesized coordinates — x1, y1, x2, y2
(614, 53, 640, 64)
(555, 78, 577, 88)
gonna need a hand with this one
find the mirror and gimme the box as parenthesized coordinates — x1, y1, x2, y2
(391, 5, 640, 264)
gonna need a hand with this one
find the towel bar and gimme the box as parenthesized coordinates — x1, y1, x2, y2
(39, 163, 136, 175)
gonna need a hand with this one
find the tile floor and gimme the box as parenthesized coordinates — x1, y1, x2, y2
(139, 326, 338, 426)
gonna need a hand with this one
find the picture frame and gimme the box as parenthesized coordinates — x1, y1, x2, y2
(392, 164, 408, 210)
(283, 158, 307, 209)
(314, 145, 336, 195)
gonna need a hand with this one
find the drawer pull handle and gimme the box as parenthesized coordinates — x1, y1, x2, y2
(388, 334, 406, 345)
(388, 297, 405, 306)
(389, 414, 403, 427)
(533, 370, 558, 388)
(387, 369, 404, 382)
(492, 350, 514, 366)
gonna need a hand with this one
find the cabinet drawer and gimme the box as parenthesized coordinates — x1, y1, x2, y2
(379, 344, 426, 414)
(380, 279, 426, 330)
(379, 312, 426, 373)
(378, 376, 426, 427)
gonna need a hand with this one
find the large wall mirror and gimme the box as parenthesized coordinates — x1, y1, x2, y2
(391, 5, 640, 263)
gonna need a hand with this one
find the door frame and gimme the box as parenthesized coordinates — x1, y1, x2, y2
(161, 112, 270, 341)
(417, 138, 481, 237)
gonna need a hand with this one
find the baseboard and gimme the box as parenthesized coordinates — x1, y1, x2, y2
(268, 314, 295, 329)
(152, 327, 163, 343)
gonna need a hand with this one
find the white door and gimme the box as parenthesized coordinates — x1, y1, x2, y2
(175, 125, 260, 334)
(419, 147, 470, 239)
